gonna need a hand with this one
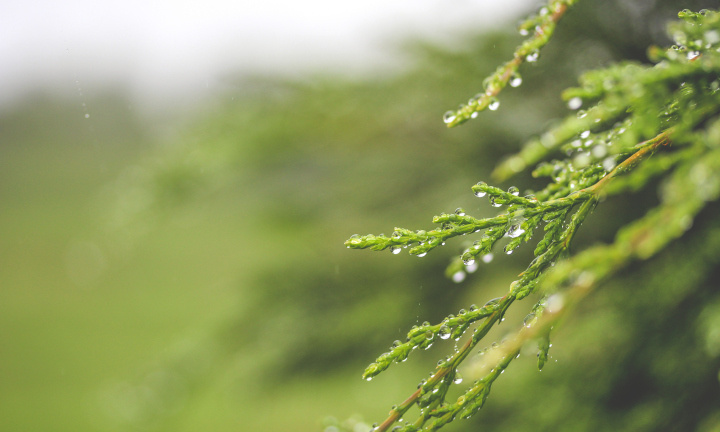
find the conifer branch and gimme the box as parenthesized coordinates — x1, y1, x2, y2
(346, 7, 720, 432)
(443, 0, 578, 127)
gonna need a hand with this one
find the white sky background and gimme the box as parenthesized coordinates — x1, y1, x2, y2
(1, 0, 532, 111)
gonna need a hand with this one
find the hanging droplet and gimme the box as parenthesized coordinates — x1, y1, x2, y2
(602, 156, 617, 171)
(455, 208, 466, 216)
(453, 373, 463, 384)
(443, 111, 457, 124)
(490, 197, 502, 207)
(438, 325, 451, 340)
(509, 73, 522, 88)
(523, 313, 538, 328)
(507, 186, 520, 196)
(507, 224, 526, 238)
(488, 97, 500, 111)
(580, 130, 590, 139)
(504, 243, 517, 255)
(547, 293, 565, 313)
(567, 97, 582, 110)
(466, 262, 478, 273)
(474, 181, 487, 197)
(390, 246, 401, 254)
(482, 253, 494, 263)
(452, 271, 466, 283)
(525, 50, 539, 62)
(416, 252, 427, 257)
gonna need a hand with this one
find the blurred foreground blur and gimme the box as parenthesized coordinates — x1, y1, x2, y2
(1, 1, 719, 431)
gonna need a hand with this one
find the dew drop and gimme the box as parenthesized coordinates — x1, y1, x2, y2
(455, 208, 466, 216)
(443, 111, 457, 124)
(417, 252, 427, 258)
(390, 246, 401, 255)
(466, 262, 478, 273)
(523, 313, 538, 328)
(453, 373, 463, 384)
(547, 293, 565, 313)
(452, 271, 466, 283)
(488, 98, 500, 111)
(484, 297, 501, 309)
(507, 186, 520, 196)
(474, 181, 487, 197)
(602, 156, 617, 171)
(509, 73, 522, 88)
(525, 50, 539, 62)
(482, 253, 494, 263)
(507, 224, 526, 238)
(438, 325, 451, 340)
(490, 197, 502, 207)
(567, 97, 582, 110)
(592, 144, 607, 158)
(519, 27, 529, 36)
(580, 130, 590, 139)
(463, 256, 476, 266)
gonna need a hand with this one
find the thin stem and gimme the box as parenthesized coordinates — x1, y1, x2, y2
(446, 2, 572, 127)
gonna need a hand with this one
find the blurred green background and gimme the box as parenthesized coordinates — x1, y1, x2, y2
(2, 1, 720, 431)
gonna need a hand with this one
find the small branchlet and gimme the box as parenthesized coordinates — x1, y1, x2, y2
(347, 7, 720, 432)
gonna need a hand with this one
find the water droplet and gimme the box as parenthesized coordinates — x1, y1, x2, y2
(474, 181, 487, 197)
(484, 297, 501, 309)
(390, 246, 401, 254)
(453, 373, 463, 384)
(519, 27, 529, 36)
(416, 252, 427, 257)
(462, 255, 476, 266)
(507, 224, 526, 238)
(482, 253, 494, 263)
(490, 197, 502, 207)
(505, 244, 517, 255)
(488, 98, 500, 111)
(523, 313, 538, 328)
(525, 50, 539, 62)
(547, 293, 565, 313)
(507, 186, 520, 196)
(466, 262, 478, 273)
(509, 73, 522, 87)
(592, 144, 607, 158)
(455, 208, 466, 216)
(580, 130, 590, 139)
(438, 325, 451, 340)
(573, 152, 591, 168)
(443, 111, 457, 124)
(452, 271, 466, 283)
(365, 376, 373, 381)
(567, 97, 582, 110)
(602, 156, 617, 171)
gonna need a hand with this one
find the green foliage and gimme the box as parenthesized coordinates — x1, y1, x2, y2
(345, 5, 720, 431)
